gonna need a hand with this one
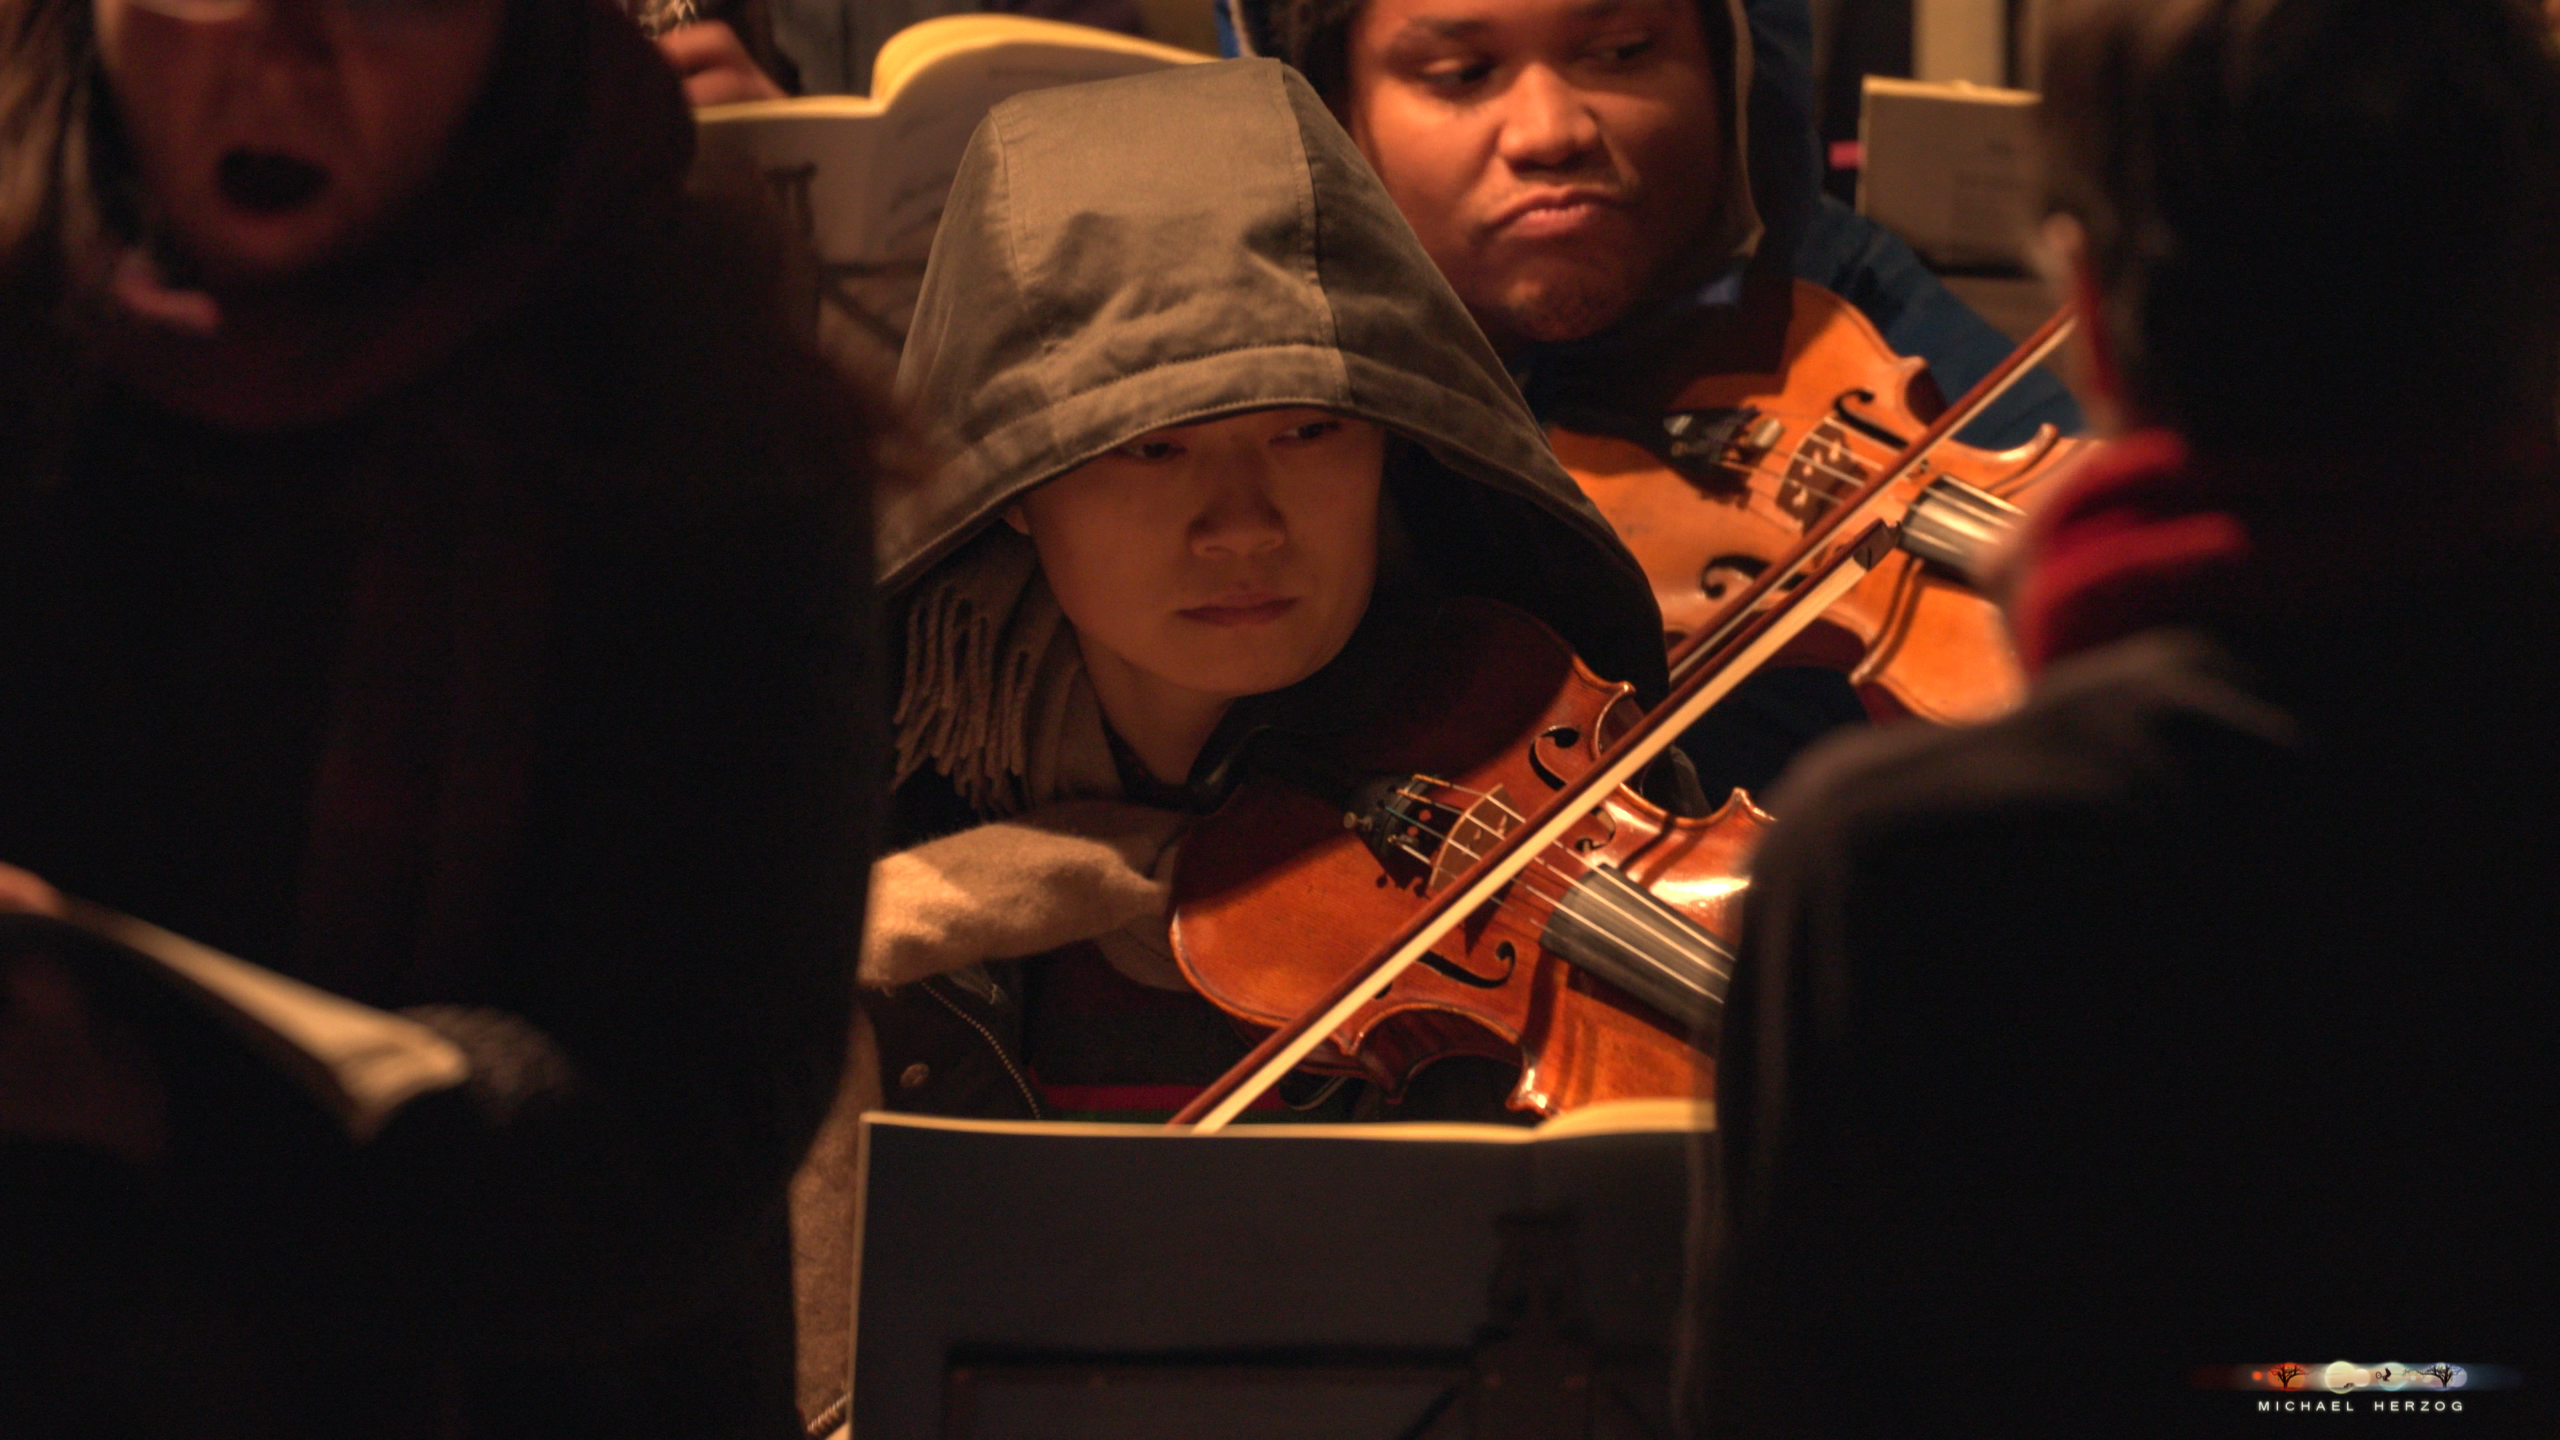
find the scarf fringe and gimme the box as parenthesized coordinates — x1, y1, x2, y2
(893, 528, 1080, 816)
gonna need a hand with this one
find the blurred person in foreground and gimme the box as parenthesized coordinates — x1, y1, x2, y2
(1692, 1, 2560, 1436)
(0, 0, 890, 1433)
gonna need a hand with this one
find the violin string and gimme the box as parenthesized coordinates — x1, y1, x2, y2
(1749, 453, 1874, 504)
(1734, 405, 2073, 505)
(1367, 797, 1613, 936)
(1404, 818, 1735, 988)
(1682, 404, 1986, 507)
(1474, 784, 1751, 963)
(1657, 406, 1872, 484)
(1376, 810, 1586, 926)
(1418, 798, 1736, 978)
(1375, 783, 1601, 911)
(1646, 438, 1882, 534)
(1372, 793, 1734, 982)
(1724, 427, 1896, 505)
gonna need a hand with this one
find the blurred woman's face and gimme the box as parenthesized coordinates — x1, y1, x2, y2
(94, 0, 509, 287)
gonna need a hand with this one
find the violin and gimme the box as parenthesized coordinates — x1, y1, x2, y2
(1167, 510, 1906, 1132)
(1171, 595, 1762, 1120)
(1164, 313, 2081, 1130)
(1548, 281, 2087, 724)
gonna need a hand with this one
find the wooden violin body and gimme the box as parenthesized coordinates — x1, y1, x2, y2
(1168, 295, 2090, 1127)
(1171, 598, 1760, 1117)
(1550, 280, 2089, 724)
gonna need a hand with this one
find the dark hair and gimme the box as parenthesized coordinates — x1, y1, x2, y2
(1252, 0, 1365, 103)
(1251, 0, 1732, 114)
(0, 0, 95, 330)
(0, 0, 105, 470)
(2037, 0, 2560, 451)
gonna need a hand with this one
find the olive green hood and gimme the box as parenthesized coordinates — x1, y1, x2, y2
(887, 58, 1667, 696)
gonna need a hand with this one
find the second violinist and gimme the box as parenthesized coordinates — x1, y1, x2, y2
(854, 57, 1701, 1131)
(1241, 0, 2088, 783)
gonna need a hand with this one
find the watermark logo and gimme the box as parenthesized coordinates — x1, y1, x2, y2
(2194, 1362, 2520, 1414)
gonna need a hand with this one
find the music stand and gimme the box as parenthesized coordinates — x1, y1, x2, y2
(849, 1108, 1709, 1439)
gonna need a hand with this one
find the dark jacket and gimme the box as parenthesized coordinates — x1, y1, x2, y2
(0, 7, 882, 1436)
(1693, 590, 2560, 1436)
(870, 59, 1677, 1121)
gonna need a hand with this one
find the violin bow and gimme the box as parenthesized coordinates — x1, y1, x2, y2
(1665, 305, 2078, 686)
(1172, 518, 1903, 1132)
(1172, 307, 2083, 1132)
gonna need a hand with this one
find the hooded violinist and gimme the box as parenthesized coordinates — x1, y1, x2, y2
(850, 58, 1697, 1131)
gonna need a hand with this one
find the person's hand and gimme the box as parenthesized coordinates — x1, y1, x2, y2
(2, 864, 166, 1162)
(657, 21, 788, 106)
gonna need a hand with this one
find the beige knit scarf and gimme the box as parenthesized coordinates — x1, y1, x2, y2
(890, 526, 1113, 816)
(870, 527, 1188, 992)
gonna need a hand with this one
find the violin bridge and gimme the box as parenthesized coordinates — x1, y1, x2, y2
(1426, 785, 1520, 896)
(1354, 775, 1466, 881)
(1779, 417, 1872, 523)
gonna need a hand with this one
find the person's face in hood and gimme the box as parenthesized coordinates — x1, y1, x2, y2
(95, 0, 508, 288)
(1340, 0, 1725, 351)
(1007, 407, 1385, 780)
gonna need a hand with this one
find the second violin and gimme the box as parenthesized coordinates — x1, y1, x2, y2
(1549, 281, 2087, 724)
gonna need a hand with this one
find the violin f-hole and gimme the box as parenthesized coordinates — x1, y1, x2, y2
(1700, 554, 1767, 604)
(1418, 939, 1517, 990)
(1529, 727, 1581, 790)
(1833, 389, 1912, 451)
